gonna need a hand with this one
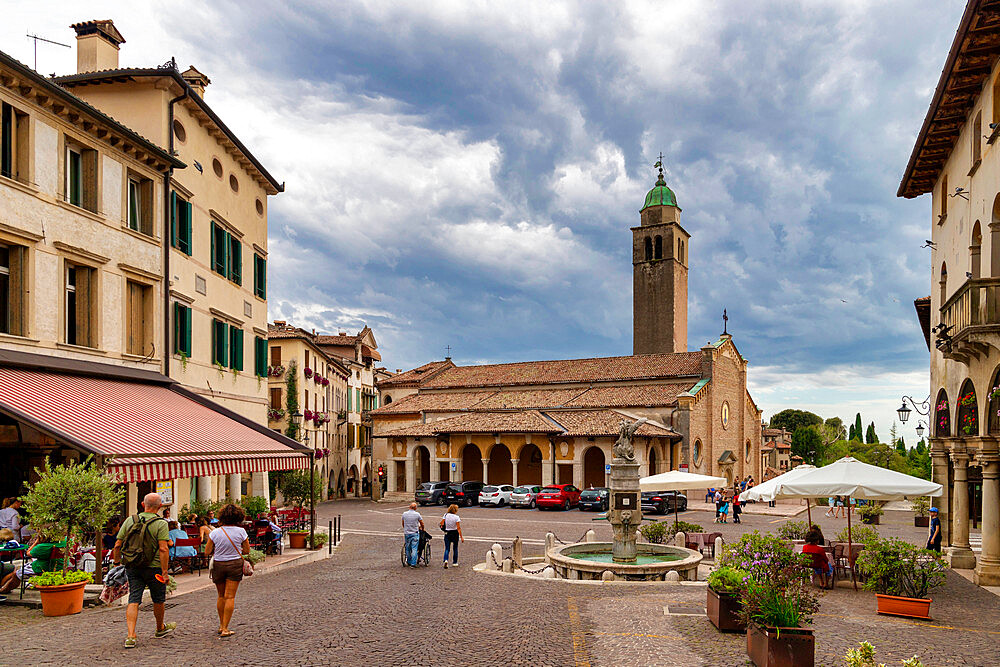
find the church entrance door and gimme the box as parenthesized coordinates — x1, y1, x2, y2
(648, 446, 658, 477)
(414, 445, 430, 486)
(487, 443, 513, 485)
(583, 446, 605, 488)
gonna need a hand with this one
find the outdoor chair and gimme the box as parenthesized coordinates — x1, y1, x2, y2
(706, 532, 723, 557)
(170, 538, 204, 576)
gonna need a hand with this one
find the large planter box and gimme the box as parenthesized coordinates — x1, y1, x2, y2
(861, 515, 880, 525)
(37, 581, 88, 617)
(914, 516, 929, 527)
(707, 588, 745, 632)
(288, 532, 308, 549)
(875, 593, 932, 620)
(746, 625, 814, 667)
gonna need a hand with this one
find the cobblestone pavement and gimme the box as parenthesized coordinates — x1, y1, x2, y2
(3, 501, 998, 666)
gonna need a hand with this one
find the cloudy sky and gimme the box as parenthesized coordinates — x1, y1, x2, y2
(3, 1, 965, 438)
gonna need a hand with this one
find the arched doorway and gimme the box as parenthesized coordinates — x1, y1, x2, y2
(518, 443, 543, 485)
(487, 443, 513, 485)
(958, 379, 979, 437)
(461, 443, 482, 481)
(348, 465, 359, 497)
(414, 445, 430, 486)
(648, 445, 658, 476)
(336, 471, 344, 498)
(583, 446, 605, 488)
(935, 389, 951, 437)
(972, 221, 983, 278)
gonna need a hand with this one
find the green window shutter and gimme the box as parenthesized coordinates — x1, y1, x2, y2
(211, 223, 216, 273)
(253, 255, 266, 299)
(230, 236, 242, 285)
(183, 306, 192, 357)
(347, 389, 351, 412)
(182, 200, 193, 255)
(170, 192, 178, 249)
(230, 327, 243, 370)
(213, 319, 228, 365)
(173, 303, 181, 354)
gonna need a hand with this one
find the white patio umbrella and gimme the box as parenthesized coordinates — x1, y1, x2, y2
(756, 457, 943, 589)
(740, 464, 817, 523)
(639, 470, 727, 529)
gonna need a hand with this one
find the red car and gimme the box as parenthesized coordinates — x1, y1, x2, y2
(535, 484, 582, 510)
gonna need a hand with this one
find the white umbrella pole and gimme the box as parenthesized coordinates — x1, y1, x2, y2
(847, 501, 857, 590)
(806, 498, 811, 525)
(674, 489, 679, 532)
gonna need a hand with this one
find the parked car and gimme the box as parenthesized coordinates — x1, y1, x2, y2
(510, 485, 542, 508)
(641, 490, 687, 515)
(479, 484, 516, 507)
(442, 481, 485, 507)
(414, 481, 449, 506)
(578, 487, 609, 511)
(536, 484, 582, 510)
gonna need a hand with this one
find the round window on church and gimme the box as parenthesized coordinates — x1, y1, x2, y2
(721, 401, 730, 429)
(692, 439, 703, 466)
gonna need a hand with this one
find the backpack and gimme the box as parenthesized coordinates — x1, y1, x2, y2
(120, 514, 164, 568)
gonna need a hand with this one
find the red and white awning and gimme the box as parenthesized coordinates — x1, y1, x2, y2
(0, 367, 309, 483)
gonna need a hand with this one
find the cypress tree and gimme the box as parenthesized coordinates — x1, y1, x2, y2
(854, 413, 864, 442)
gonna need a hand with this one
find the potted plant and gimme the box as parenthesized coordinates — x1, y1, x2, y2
(303, 367, 313, 378)
(639, 521, 667, 544)
(911, 497, 930, 528)
(856, 537, 946, 620)
(287, 529, 309, 549)
(239, 495, 270, 520)
(29, 569, 93, 616)
(706, 566, 748, 632)
(308, 532, 329, 550)
(777, 521, 809, 541)
(858, 503, 883, 525)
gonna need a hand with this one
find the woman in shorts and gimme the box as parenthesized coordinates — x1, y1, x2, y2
(205, 504, 250, 638)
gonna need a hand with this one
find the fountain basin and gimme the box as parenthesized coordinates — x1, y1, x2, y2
(547, 541, 702, 581)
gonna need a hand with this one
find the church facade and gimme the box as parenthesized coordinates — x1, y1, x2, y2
(371, 167, 763, 494)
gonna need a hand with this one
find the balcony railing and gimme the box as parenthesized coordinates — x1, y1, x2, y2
(939, 277, 1000, 362)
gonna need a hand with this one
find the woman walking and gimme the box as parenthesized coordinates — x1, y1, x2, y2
(439, 504, 464, 568)
(205, 504, 250, 638)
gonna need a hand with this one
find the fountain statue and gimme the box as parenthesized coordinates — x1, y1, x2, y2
(609, 418, 646, 562)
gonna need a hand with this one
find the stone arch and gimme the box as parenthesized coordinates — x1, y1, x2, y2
(384, 395, 393, 404)
(957, 378, 979, 437)
(647, 444, 658, 476)
(517, 442, 543, 485)
(336, 470, 344, 498)
(972, 221, 984, 279)
(654, 235, 663, 259)
(348, 464, 359, 496)
(990, 366, 1000, 435)
(583, 446, 606, 488)
(413, 444, 431, 486)
(461, 442, 482, 482)
(644, 237, 653, 261)
(935, 388, 951, 438)
(487, 442, 513, 485)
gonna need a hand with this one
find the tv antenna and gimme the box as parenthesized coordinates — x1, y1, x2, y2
(26, 33, 71, 71)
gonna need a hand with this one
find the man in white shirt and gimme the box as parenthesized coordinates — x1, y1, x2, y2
(401, 503, 424, 567)
(0, 499, 22, 534)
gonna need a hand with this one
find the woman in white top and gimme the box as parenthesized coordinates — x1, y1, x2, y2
(439, 504, 464, 568)
(205, 504, 250, 638)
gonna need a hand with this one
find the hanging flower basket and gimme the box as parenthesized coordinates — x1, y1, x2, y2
(304, 367, 313, 378)
(267, 365, 286, 377)
(304, 409, 314, 420)
(267, 408, 286, 421)
(961, 412, 978, 435)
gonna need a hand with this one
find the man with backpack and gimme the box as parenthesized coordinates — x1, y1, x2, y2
(112, 492, 175, 648)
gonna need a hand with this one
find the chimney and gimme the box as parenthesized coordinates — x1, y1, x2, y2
(181, 66, 211, 97)
(71, 20, 125, 73)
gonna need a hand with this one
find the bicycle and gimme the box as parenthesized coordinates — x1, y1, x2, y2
(400, 530, 432, 567)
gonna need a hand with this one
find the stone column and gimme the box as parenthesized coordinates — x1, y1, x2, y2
(948, 451, 976, 568)
(227, 473, 242, 503)
(196, 476, 212, 503)
(930, 440, 951, 546)
(387, 460, 397, 492)
(251, 471, 270, 505)
(511, 459, 519, 486)
(975, 450, 1000, 585)
(429, 449, 438, 482)
(481, 458, 489, 485)
(572, 460, 583, 488)
(405, 457, 416, 493)
(542, 443, 555, 485)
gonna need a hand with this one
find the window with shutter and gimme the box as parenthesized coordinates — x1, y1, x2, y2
(212, 224, 228, 276)
(212, 319, 228, 365)
(254, 336, 267, 376)
(0, 244, 25, 336)
(270, 346, 281, 366)
(66, 146, 82, 207)
(125, 280, 152, 355)
(229, 235, 242, 285)
(270, 387, 282, 409)
(173, 303, 192, 357)
(81, 148, 98, 213)
(254, 254, 266, 299)
(229, 326, 243, 370)
(65, 263, 95, 347)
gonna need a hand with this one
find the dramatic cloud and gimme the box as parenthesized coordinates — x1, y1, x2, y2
(2, 1, 965, 436)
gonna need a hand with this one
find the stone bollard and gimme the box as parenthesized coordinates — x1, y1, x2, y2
(635, 530, 642, 542)
(665, 570, 680, 582)
(502, 557, 514, 573)
(545, 532, 556, 552)
(675, 531, 687, 547)
(492, 543, 503, 569)
(512, 537, 523, 568)
(601, 570, 615, 582)
(714, 536, 724, 559)
(585, 529, 596, 543)
(486, 549, 496, 569)
(542, 567, 557, 578)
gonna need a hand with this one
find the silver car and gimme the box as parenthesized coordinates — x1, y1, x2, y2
(510, 485, 542, 509)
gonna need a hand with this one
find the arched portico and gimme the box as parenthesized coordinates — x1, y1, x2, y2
(647, 445, 658, 476)
(461, 443, 482, 481)
(487, 443, 513, 485)
(583, 446, 606, 488)
(414, 444, 431, 486)
(517, 443, 543, 485)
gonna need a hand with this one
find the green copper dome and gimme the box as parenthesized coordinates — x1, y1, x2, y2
(641, 173, 678, 211)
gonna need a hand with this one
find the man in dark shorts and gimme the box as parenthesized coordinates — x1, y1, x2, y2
(113, 492, 176, 648)
(927, 507, 942, 552)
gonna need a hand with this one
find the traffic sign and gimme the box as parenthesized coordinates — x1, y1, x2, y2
(451, 462, 457, 471)
(604, 464, 611, 473)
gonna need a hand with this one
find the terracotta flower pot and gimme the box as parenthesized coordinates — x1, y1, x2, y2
(36, 581, 88, 617)
(875, 593, 932, 619)
(746, 625, 814, 667)
(288, 532, 308, 549)
(861, 514, 880, 525)
(914, 516, 930, 527)
(707, 588, 746, 632)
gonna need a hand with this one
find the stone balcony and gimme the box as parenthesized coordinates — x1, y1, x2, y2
(939, 277, 1000, 363)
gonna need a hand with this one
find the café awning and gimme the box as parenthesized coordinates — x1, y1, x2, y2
(0, 360, 309, 483)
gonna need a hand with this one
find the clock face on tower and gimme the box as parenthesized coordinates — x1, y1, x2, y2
(721, 401, 730, 429)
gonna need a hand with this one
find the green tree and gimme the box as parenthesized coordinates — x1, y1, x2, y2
(916, 439, 927, 455)
(849, 423, 857, 441)
(792, 426, 823, 464)
(284, 360, 300, 441)
(854, 413, 864, 442)
(769, 409, 823, 433)
(865, 422, 878, 444)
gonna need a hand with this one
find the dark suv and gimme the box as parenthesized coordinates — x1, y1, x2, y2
(414, 481, 449, 506)
(578, 487, 609, 511)
(442, 481, 485, 507)
(641, 490, 687, 515)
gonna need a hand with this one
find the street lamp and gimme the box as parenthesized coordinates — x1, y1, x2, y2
(915, 420, 928, 439)
(896, 402, 911, 424)
(897, 395, 930, 423)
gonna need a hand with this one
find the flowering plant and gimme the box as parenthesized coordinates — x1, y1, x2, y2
(267, 365, 285, 377)
(961, 412, 977, 435)
(304, 367, 313, 378)
(856, 537, 946, 599)
(314, 374, 322, 384)
(304, 409, 314, 421)
(991, 385, 1000, 403)
(936, 400, 949, 431)
(959, 391, 976, 407)
(707, 566, 749, 595)
(322, 377, 330, 387)
(267, 408, 286, 421)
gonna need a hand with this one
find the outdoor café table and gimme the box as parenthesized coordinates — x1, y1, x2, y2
(0, 544, 29, 599)
(686, 532, 711, 554)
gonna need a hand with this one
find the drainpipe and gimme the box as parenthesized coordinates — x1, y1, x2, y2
(164, 83, 189, 377)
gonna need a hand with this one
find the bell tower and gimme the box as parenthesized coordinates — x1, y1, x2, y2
(632, 160, 689, 355)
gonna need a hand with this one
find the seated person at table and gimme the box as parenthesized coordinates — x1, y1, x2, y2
(0, 532, 66, 594)
(197, 518, 212, 548)
(103, 516, 123, 553)
(167, 521, 198, 560)
(809, 524, 827, 546)
(802, 528, 832, 589)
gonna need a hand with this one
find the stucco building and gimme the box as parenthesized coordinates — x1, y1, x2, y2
(372, 166, 763, 494)
(761, 427, 792, 475)
(900, 0, 1000, 584)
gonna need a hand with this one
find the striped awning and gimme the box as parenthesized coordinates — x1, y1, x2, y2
(0, 366, 309, 484)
